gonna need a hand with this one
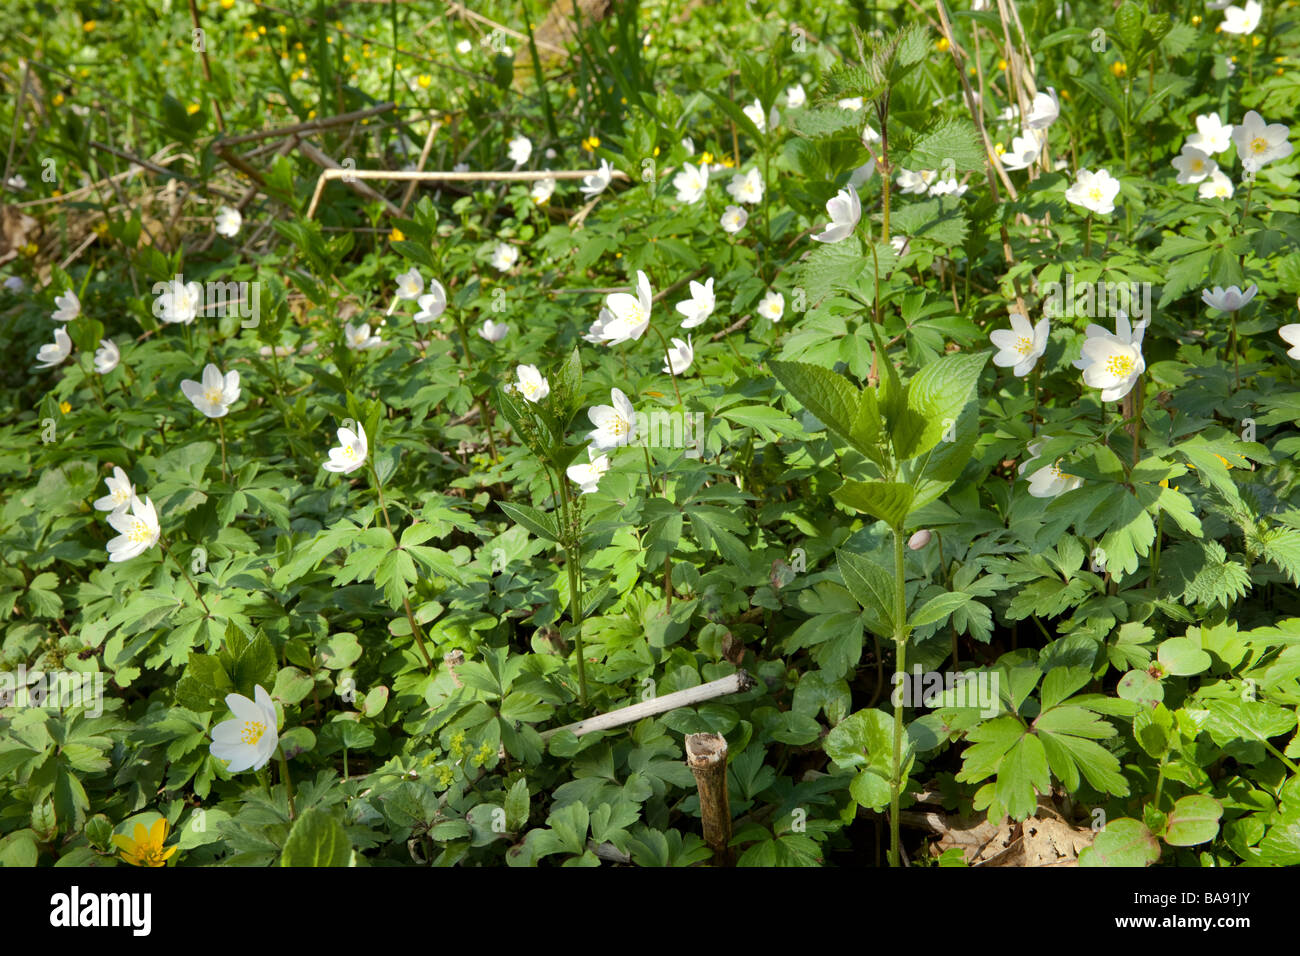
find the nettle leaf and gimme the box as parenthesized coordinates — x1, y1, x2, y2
(892, 351, 988, 462)
(895, 117, 984, 174)
(888, 196, 969, 248)
(769, 359, 860, 447)
(797, 236, 867, 306)
(1162, 540, 1251, 609)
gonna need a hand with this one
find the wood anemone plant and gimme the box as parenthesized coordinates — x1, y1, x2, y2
(770, 325, 987, 866)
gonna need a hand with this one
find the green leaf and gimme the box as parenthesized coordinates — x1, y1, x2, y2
(1079, 818, 1160, 867)
(1163, 795, 1222, 846)
(833, 480, 914, 530)
(892, 352, 988, 462)
(281, 808, 352, 867)
(1157, 637, 1212, 677)
(835, 549, 896, 638)
(505, 778, 530, 832)
(498, 502, 560, 543)
(769, 359, 860, 448)
(909, 591, 974, 630)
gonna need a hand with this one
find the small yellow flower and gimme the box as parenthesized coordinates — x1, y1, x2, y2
(936, 37, 950, 52)
(59, 401, 71, 415)
(997, 58, 1008, 71)
(389, 227, 405, 242)
(20, 242, 37, 257)
(51, 189, 62, 197)
(653, 146, 660, 157)
(221, 0, 235, 8)
(968, 66, 977, 76)
(700, 150, 714, 165)
(186, 103, 201, 115)
(83, 20, 96, 32)
(94, 221, 109, 236)
(615, 251, 623, 258)
(294, 41, 303, 50)
(257, 25, 266, 35)
(582, 136, 600, 152)
(1060, 89, 1071, 100)
(343, 53, 351, 62)
(417, 74, 431, 88)
(297, 52, 307, 62)
(620, 96, 627, 104)
(306, 110, 316, 119)
(1111, 61, 1127, 77)
(1192, 14, 1202, 25)
(112, 818, 177, 868)
(994, 142, 1006, 155)
(1252, 35, 1262, 47)
(278, 25, 287, 34)
(52, 93, 65, 107)
(567, 85, 577, 97)
(721, 155, 735, 168)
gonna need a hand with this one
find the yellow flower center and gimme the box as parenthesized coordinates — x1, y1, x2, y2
(1015, 335, 1033, 355)
(241, 720, 266, 745)
(204, 386, 224, 407)
(1251, 136, 1269, 155)
(342, 444, 356, 459)
(1051, 461, 1073, 480)
(610, 417, 629, 437)
(1106, 353, 1135, 377)
(127, 519, 152, 544)
(1088, 187, 1103, 202)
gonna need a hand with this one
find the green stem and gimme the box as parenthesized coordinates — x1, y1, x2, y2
(557, 475, 588, 708)
(277, 746, 296, 820)
(368, 458, 435, 673)
(217, 416, 230, 482)
(889, 524, 908, 868)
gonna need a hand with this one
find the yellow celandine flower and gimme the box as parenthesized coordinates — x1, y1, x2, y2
(389, 227, 405, 242)
(997, 58, 1008, 71)
(278, 25, 287, 34)
(721, 155, 735, 168)
(700, 150, 714, 165)
(83, 20, 96, 31)
(582, 136, 600, 152)
(186, 103, 201, 115)
(653, 146, 660, 156)
(59, 401, 71, 414)
(297, 52, 307, 62)
(417, 74, 431, 88)
(936, 37, 950, 51)
(112, 819, 177, 868)
(52, 93, 64, 107)
(221, 0, 234, 8)
(1192, 14, 1202, 24)
(1111, 61, 1127, 76)
(1252, 36, 1262, 46)
(294, 41, 303, 49)
(258, 25, 266, 35)
(307, 110, 316, 119)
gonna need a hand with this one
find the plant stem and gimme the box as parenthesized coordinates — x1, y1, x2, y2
(161, 537, 211, 616)
(216, 416, 230, 482)
(277, 746, 296, 820)
(368, 458, 435, 673)
(1083, 213, 1092, 259)
(647, 323, 683, 406)
(889, 525, 908, 868)
(557, 476, 588, 708)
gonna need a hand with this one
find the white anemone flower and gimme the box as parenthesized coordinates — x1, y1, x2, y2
(181, 363, 241, 418)
(1231, 111, 1293, 173)
(209, 685, 279, 773)
(1198, 168, 1235, 200)
(720, 205, 749, 234)
(106, 495, 161, 562)
(479, 319, 509, 342)
(214, 206, 242, 238)
(94, 338, 120, 374)
(515, 365, 550, 404)
(394, 267, 424, 301)
(662, 335, 694, 375)
(896, 168, 936, 195)
(1221, 0, 1262, 34)
(157, 279, 203, 325)
(1025, 88, 1060, 130)
(743, 99, 779, 133)
(676, 278, 715, 329)
(531, 176, 556, 205)
(580, 159, 613, 198)
(456, 38, 473, 54)
(344, 321, 382, 350)
(508, 135, 532, 166)
(490, 242, 519, 272)
(837, 96, 864, 111)
(1000, 131, 1044, 172)
(991, 313, 1050, 377)
(94, 466, 135, 513)
(1065, 168, 1121, 216)
(1019, 441, 1083, 498)
(786, 83, 807, 108)
(587, 388, 638, 451)
(1201, 284, 1258, 312)
(727, 168, 764, 205)
(35, 328, 72, 369)
(672, 162, 709, 204)
(413, 281, 447, 323)
(1186, 113, 1234, 155)
(323, 421, 368, 474)
(811, 184, 861, 243)
(758, 290, 785, 322)
(929, 178, 969, 197)
(588, 270, 652, 345)
(52, 290, 81, 322)
(1079, 326, 1145, 402)
(1172, 146, 1217, 184)
(566, 448, 611, 495)
(1280, 323, 1300, 360)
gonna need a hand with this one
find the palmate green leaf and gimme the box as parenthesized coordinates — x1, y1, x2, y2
(835, 549, 896, 638)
